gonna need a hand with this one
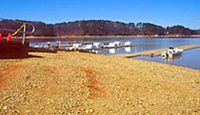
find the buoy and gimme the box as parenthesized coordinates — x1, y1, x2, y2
(0, 33, 2, 41)
(6, 33, 12, 42)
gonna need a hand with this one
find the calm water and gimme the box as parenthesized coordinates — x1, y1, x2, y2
(93, 37, 200, 55)
(30, 37, 200, 70)
(30, 37, 200, 55)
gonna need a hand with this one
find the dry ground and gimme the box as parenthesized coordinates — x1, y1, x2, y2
(0, 52, 200, 115)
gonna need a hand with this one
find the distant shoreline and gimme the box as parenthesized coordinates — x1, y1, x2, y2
(9, 34, 200, 40)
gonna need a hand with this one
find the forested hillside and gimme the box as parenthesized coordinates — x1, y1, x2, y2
(0, 19, 198, 37)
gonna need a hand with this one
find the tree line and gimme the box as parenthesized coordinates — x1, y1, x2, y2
(0, 19, 199, 37)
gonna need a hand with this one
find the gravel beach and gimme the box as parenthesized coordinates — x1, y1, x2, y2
(0, 52, 200, 115)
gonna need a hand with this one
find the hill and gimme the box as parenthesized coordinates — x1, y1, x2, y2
(0, 19, 199, 37)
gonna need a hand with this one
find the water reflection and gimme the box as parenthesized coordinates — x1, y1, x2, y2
(125, 47, 131, 53)
(161, 55, 183, 63)
(109, 49, 116, 54)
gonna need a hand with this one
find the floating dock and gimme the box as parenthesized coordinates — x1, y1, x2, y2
(121, 45, 200, 58)
(28, 47, 57, 53)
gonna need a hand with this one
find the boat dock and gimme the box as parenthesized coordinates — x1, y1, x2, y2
(121, 45, 200, 58)
(38, 41, 134, 51)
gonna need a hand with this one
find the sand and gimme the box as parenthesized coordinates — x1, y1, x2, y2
(0, 52, 200, 115)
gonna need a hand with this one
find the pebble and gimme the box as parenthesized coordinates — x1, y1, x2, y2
(26, 75, 31, 80)
(3, 106, 7, 110)
(19, 93, 24, 97)
(85, 110, 89, 113)
(102, 103, 106, 107)
(139, 104, 143, 108)
(85, 109, 94, 113)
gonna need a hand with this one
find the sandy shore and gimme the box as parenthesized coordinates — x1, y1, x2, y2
(122, 45, 200, 57)
(0, 52, 200, 114)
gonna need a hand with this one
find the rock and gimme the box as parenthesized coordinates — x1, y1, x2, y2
(85, 109, 94, 113)
(3, 106, 8, 110)
(26, 75, 31, 80)
(19, 93, 24, 97)
(85, 110, 89, 113)
(10, 97, 14, 100)
(102, 103, 106, 107)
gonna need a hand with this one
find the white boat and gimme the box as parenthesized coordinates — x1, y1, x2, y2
(113, 41, 122, 47)
(102, 41, 122, 48)
(124, 41, 133, 47)
(108, 43, 118, 48)
(102, 43, 116, 48)
(102, 41, 132, 48)
(34, 43, 39, 48)
(72, 43, 82, 48)
(83, 44, 96, 50)
(67, 43, 83, 50)
(161, 47, 183, 58)
(93, 42, 102, 49)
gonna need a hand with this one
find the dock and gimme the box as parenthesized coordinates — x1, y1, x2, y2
(121, 45, 200, 58)
(28, 47, 57, 53)
(42, 44, 73, 48)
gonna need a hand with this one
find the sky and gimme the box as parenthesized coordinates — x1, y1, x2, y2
(0, 0, 200, 29)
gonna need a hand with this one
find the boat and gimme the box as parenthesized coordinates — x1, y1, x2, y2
(108, 43, 118, 48)
(102, 41, 122, 48)
(93, 42, 102, 49)
(102, 43, 116, 48)
(161, 47, 183, 58)
(82, 44, 96, 50)
(68, 43, 83, 50)
(124, 41, 133, 47)
(113, 41, 122, 47)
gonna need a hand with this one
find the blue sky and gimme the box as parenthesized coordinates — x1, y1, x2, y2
(0, 0, 200, 29)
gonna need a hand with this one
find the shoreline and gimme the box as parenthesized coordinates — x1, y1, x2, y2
(121, 44, 200, 57)
(10, 34, 200, 40)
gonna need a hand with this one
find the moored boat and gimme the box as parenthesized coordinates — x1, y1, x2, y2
(161, 47, 183, 58)
(124, 41, 133, 47)
(82, 44, 96, 50)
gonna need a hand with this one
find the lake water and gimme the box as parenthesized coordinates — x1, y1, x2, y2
(29, 37, 200, 70)
(134, 48, 200, 70)
(30, 37, 200, 55)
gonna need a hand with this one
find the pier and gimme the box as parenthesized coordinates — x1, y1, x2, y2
(121, 45, 200, 58)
